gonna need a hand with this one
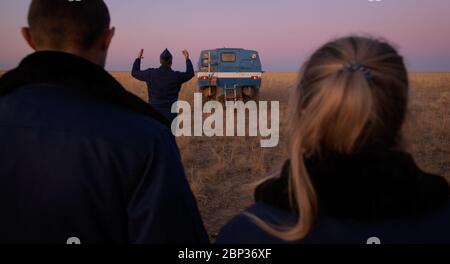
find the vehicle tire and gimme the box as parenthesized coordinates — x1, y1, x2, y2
(244, 88, 260, 102)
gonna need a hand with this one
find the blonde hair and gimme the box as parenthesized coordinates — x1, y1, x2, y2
(251, 36, 409, 241)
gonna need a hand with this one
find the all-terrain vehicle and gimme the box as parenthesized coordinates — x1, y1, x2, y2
(197, 48, 262, 102)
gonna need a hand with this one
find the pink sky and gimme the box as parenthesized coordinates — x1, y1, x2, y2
(1, 0, 450, 71)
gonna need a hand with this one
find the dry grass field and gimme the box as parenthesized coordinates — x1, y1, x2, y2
(114, 71, 450, 239)
(1, 70, 449, 239)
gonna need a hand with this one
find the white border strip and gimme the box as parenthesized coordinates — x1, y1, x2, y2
(197, 72, 262, 78)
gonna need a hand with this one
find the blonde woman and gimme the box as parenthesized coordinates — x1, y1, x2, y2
(217, 36, 450, 244)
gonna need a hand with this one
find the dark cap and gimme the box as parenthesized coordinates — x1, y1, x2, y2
(160, 49, 173, 61)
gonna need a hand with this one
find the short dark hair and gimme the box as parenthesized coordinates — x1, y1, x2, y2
(28, 0, 111, 50)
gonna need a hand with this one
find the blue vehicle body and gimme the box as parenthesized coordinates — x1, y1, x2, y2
(197, 48, 262, 101)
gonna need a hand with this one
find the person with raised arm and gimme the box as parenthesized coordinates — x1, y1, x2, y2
(132, 48, 195, 122)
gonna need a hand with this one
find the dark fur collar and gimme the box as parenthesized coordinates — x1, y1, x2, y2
(0, 51, 170, 127)
(256, 149, 450, 222)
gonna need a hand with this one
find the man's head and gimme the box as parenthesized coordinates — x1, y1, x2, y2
(22, 0, 115, 67)
(160, 49, 173, 67)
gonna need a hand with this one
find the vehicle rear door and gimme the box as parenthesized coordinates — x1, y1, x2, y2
(239, 50, 261, 72)
(218, 49, 239, 73)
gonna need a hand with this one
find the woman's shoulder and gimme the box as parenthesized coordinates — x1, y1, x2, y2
(217, 198, 450, 244)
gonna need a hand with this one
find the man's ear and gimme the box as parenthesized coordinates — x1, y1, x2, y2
(101, 27, 115, 51)
(21, 27, 37, 50)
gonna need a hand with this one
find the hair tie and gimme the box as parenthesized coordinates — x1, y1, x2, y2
(345, 63, 371, 79)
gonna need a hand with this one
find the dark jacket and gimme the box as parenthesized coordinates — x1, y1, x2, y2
(0, 51, 208, 244)
(217, 149, 450, 244)
(131, 58, 195, 121)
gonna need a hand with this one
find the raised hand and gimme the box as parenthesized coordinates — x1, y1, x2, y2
(138, 49, 144, 59)
(182, 50, 190, 60)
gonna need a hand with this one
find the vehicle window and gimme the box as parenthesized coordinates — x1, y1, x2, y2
(202, 52, 209, 59)
(221, 52, 236, 62)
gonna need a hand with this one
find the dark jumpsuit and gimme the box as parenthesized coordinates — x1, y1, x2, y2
(132, 58, 195, 122)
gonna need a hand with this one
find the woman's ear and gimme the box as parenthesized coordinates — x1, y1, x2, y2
(21, 27, 37, 50)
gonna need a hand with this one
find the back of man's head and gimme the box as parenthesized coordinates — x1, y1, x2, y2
(160, 49, 173, 67)
(27, 0, 111, 51)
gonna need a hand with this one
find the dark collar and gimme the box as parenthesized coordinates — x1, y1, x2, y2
(256, 149, 450, 222)
(159, 65, 173, 71)
(0, 51, 170, 127)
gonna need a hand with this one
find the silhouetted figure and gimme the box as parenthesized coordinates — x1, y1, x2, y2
(0, 0, 208, 244)
(132, 48, 195, 122)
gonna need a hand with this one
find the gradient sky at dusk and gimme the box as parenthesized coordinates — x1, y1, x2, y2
(1, 0, 450, 71)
